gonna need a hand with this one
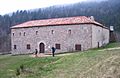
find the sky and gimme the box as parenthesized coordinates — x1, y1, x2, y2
(0, 0, 106, 15)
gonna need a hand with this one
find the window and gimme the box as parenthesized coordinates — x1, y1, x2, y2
(98, 30, 100, 32)
(75, 44, 81, 51)
(19, 32, 21, 36)
(0, 42, 1, 49)
(36, 31, 38, 35)
(13, 33, 14, 36)
(27, 44, 31, 49)
(23, 32, 26, 36)
(51, 30, 54, 34)
(68, 29, 71, 35)
(55, 44, 61, 49)
(14, 45, 17, 49)
(98, 42, 100, 48)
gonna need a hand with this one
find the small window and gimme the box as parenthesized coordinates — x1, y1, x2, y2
(98, 42, 100, 48)
(98, 30, 100, 32)
(23, 32, 26, 36)
(36, 31, 38, 35)
(14, 45, 17, 49)
(68, 29, 71, 35)
(27, 44, 31, 49)
(75, 44, 81, 51)
(55, 44, 60, 49)
(0, 42, 1, 49)
(51, 30, 54, 34)
(19, 32, 21, 36)
(13, 33, 14, 36)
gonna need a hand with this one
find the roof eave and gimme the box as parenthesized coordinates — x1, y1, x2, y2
(11, 23, 105, 29)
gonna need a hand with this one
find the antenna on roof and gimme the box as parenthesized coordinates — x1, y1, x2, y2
(90, 16, 94, 21)
(110, 26, 114, 31)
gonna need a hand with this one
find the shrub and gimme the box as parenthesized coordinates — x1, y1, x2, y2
(20, 64, 24, 72)
(16, 68, 20, 76)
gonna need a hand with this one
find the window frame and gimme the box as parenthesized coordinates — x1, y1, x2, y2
(27, 44, 31, 49)
(55, 44, 61, 49)
(75, 44, 81, 51)
(23, 32, 26, 36)
(19, 32, 21, 36)
(13, 33, 14, 36)
(0, 42, 1, 49)
(68, 29, 72, 35)
(14, 45, 17, 49)
(51, 30, 54, 34)
(36, 31, 38, 35)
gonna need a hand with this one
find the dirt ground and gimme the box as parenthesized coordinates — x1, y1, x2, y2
(30, 53, 73, 58)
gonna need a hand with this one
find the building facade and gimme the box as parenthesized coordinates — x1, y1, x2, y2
(11, 16, 109, 54)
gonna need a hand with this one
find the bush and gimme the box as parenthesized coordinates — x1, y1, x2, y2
(16, 68, 20, 76)
(20, 64, 24, 72)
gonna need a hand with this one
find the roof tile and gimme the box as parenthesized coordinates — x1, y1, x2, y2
(11, 16, 103, 28)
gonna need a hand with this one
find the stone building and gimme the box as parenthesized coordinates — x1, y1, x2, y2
(11, 16, 109, 54)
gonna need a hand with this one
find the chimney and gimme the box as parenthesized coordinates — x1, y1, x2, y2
(89, 16, 95, 21)
(110, 26, 114, 31)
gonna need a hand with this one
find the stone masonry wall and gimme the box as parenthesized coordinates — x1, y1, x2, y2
(11, 24, 92, 54)
(92, 25, 109, 48)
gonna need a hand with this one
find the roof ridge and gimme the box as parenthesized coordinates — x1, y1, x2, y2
(31, 16, 87, 21)
(11, 16, 106, 29)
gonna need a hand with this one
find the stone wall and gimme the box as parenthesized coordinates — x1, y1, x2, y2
(92, 25, 109, 48)
(11, 24, 92, 54)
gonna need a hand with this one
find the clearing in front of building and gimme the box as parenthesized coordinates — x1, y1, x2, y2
(0, 42, 120, 78)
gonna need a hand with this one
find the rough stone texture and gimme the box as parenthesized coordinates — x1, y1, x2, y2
(92, 25, 109, 48)
(11, 24, 109, 54)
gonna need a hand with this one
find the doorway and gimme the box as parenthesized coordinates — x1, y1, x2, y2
(98, 42, 100, 48)
(39, 43, 45, 53)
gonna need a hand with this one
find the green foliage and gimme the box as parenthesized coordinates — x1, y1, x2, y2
(16, 68, 20, 76)
(91, 42, 120, 50)
(20, 64, 24, 72)
(104, 42, 120, 48)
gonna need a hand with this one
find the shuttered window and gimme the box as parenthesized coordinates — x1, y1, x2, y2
(75, 44, 81, 51)
(27, 44, 31, 49)
(55, 44, 61, 49)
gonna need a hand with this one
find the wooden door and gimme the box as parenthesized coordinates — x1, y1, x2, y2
(98, 42, 99, 48)
(39, 43, 45, 53)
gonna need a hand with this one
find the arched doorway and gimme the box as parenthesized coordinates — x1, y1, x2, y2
(39, 43, 45, 53)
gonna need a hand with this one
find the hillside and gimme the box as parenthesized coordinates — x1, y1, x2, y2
(0, 42, 120, 78)
(0, 0, 120, 52)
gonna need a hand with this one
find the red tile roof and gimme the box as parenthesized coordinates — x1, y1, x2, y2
(11, 16, 105, 29)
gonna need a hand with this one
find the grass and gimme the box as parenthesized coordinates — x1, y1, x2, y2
(102, 42, 120, 48)
(0, 42, 120, 78)
(90, 42, 120, 51)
